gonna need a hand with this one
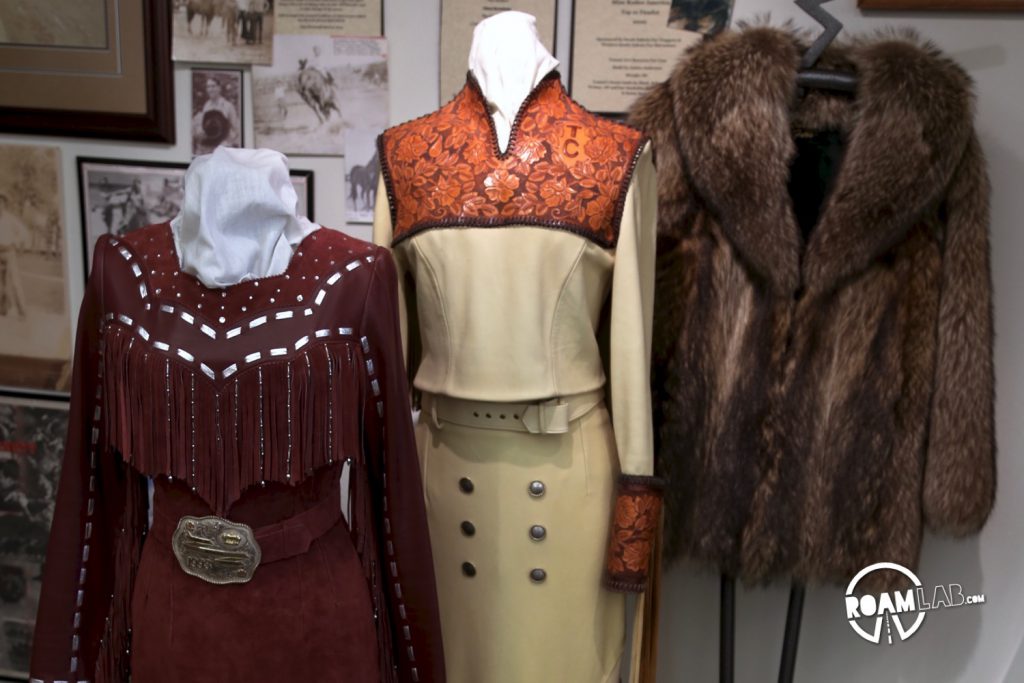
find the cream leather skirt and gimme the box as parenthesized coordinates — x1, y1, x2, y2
(416, 393, 624, 683)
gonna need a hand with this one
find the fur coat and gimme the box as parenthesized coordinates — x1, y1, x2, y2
(631, 26, 995, 585)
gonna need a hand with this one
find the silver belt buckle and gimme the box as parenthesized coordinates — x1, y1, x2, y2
(171, 515, 262, 585)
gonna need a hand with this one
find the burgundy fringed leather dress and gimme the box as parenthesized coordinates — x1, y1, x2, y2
(29, 224, 445, 683)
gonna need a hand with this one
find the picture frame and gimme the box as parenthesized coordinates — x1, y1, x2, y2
(0, 393, 70, 679)
(289, 169, 315, 223)
(0, 0, 175, 143)
(343, 129, 379, 224)
(438, 0, 557, 102)
(77, 158, 316, 278)
(172, 0, 274, 65)
(858, 0, 1024, 9)
(252, 35, 390, 156)
(0, 144, 72, 399)
(569, 0, 700, 116)
(191, 68, 245, 157)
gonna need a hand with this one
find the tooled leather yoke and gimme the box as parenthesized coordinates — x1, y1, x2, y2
(378, 71, 648, 248)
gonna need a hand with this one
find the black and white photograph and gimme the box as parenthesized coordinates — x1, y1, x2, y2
(0, 394, 68, 678)
(667, 0, 733, 36)
(78, 159, 186, 272)
(172, 0, 274, 65)
(191, 68, 244, 156)
(0, 145, 71, 396)
(344, 129, 379, 224)
(253, 35, 389, 156)
(78, 158, 316, 274)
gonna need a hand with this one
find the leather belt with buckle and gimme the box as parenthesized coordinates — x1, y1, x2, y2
(423, 389, 604, 434)
(171, 516, 262, 585)
(155, 484, 342, 585)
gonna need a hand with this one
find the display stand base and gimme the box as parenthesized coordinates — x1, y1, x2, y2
(778, 581, 806, 683)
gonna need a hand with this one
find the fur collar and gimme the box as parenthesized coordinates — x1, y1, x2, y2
(631, 25, 976, 294)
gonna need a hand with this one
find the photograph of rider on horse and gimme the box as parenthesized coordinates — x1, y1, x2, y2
(253, 35, 388, 156)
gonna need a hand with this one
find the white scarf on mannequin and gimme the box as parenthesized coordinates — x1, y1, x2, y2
(468, 11, 559, 153)
(170, 147, 319, 289)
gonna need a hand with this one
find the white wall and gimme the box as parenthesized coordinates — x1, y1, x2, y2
(2, 1, 1021, 680)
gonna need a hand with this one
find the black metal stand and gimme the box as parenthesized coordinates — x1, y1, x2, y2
(777, 581, 806, 683)
(720, 574, 735, 683)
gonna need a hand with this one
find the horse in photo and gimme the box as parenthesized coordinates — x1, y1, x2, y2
(296, 58, 341, 124)
(185, 0, 217, 36)
(348, 151, 379, 212)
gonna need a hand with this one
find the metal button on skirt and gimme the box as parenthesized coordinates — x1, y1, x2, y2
(416, 398, 625, 683)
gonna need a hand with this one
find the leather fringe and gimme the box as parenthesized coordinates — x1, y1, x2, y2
(348, 452, 398, 683)
(95, 471, 147, 682)
(101, 326, 361, 515)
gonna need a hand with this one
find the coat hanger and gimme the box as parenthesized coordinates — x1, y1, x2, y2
(794, 0, 857, 93)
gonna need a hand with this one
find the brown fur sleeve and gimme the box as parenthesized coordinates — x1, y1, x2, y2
(628, 81, 690, 241)
(924, 132, 996, 535)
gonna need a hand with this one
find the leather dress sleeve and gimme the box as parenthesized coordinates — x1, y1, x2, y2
(360, 249, 446, 683)
(30, 239, 148, 682)
(603, 143, 665, 593)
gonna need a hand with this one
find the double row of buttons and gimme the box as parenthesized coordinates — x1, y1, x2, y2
(458, 477, 549, 583)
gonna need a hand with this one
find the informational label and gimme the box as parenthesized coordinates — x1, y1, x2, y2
(439, 0, 557, 100)
(570, 0, 700, 114)
(275, 0, 383, 36)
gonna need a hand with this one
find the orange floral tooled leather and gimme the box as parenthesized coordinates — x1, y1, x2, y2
(605, 475, 665, 593)
(379, 72, 647, 248)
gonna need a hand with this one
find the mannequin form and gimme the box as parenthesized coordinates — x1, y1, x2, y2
(170, 147, 318, 289)
(467, 11, 559, 152)
(375, 11, 660, 681)
(31, 154, 446, 679)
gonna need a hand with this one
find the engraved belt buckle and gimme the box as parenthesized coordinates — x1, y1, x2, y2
(171, 515, 262, 585)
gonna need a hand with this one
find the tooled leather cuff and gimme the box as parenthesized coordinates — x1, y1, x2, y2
(603, 474, 665, 593)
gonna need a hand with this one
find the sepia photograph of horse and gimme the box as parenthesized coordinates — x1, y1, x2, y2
(253, 35, 389, 156)
(0, 145, 70, 395)
(344, 129, 379, 224)
(173, 0, 274, 64)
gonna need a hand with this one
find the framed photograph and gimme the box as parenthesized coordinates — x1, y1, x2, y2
(858, 0, 1024, 9)
(439, 0, 557, 101)
(173, 0, 274, 65)
(253, 35, 389, 156)
(191, 69, 244, 157)
(668, 0, 734, 36)
(569, 0, 700, 115)
(0, 145, 72, 398)
(77, 158, 316, 275)
(0, 394, 69, 679)
(0, 0, 175, 143)
(343, 129, 379, 224)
